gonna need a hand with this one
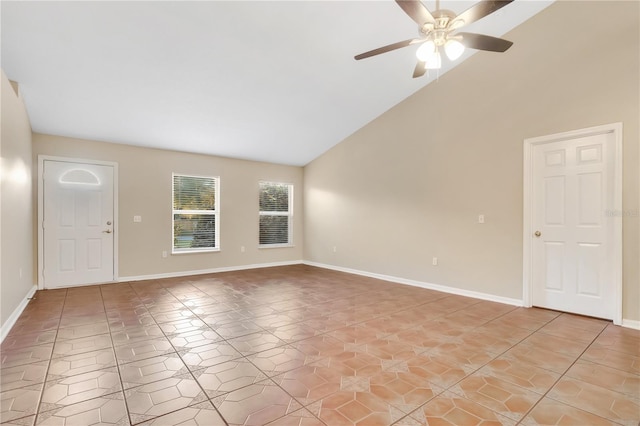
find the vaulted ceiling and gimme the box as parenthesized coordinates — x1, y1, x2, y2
(2, 1, 552, 166)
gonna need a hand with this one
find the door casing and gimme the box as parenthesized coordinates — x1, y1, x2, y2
(523, 123, 622, 325)
(38, 155, 119, 289)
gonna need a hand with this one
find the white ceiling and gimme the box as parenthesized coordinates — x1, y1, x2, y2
(1, 1, 552, 166)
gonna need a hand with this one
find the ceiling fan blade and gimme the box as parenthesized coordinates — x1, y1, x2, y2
(413, 61, 426, 78)
(396, 0, 435, 26)
(458, 32, 513, 52)
(355, 38, 419, 60)
(453, 0, 513, 27)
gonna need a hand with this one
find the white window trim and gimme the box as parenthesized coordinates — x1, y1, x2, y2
(172, 173, 220, 254)
(258, 181, 294, 248)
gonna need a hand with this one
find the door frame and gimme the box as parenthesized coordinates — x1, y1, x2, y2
(523, 123, 623, 325)
(38, 155, 119, 290)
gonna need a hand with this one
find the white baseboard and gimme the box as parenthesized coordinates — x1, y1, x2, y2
(14, 263, 638, 330)
(303, 261, 523, 307)
(621, 319, 640, 330)
(1, 285, 37, 343)
(119, 260, 304, 282)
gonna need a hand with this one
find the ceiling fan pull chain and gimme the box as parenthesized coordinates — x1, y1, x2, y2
(426, 69, 440, 81)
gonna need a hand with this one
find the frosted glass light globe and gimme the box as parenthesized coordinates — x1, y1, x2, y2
(444, 39, 465, 60)
(415, 40, 436, 62)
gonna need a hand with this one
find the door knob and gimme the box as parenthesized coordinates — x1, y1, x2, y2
(534, 231, 541, 237)
(103, 229, 112, 234)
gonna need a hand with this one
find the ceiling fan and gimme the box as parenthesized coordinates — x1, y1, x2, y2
(355, 0, 514, 78)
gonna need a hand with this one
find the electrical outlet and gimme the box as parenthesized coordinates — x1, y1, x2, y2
(332, 246, 337, 253)
(478, 214, 485, 224)
(134, 215, 142, 223)
(241, 246, 245, 253)
(162, 251, 167, 258)
(432, 257, 438, 266)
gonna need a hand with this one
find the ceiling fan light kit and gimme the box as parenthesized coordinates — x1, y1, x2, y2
(355, 0, 515, 77)
(424, 49, 442, 70)
(415, 40, 436, 61)
(444, 39, 465, 61)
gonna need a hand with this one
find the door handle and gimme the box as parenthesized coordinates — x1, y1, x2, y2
(534, 230, 541, 237)
(103, 229, 112, 234)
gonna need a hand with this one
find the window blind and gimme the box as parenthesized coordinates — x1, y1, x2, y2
(259, 182, 292, 246)
(172, 174, 219, 252)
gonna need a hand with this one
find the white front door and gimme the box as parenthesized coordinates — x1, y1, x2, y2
(530, 131, 617, 319)
(42, 160, 115, 288)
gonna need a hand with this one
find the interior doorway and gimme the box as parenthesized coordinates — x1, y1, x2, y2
(523, 123, 622, 324)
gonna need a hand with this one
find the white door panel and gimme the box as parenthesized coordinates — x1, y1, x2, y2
(43, 160, 115, 288)
(531, 132, 615, 319)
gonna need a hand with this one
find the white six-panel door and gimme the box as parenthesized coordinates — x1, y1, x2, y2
(530, 131, 616, 320)
(42, 160, 115, 288)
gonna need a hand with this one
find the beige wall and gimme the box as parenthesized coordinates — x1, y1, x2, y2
(4, 1, 639, 328)
(33, 135, 304, 279)
(304, 1, 640, 320)
(1, 70, 35, 329)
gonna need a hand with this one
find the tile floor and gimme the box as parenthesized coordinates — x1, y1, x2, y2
(1, 265, 638, 425)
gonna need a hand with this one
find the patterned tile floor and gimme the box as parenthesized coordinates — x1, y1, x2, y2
(1, 265, 638, 425)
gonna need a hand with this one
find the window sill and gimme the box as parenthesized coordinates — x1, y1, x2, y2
(172, 248, 220, 255)
(258, 244, 295, 249)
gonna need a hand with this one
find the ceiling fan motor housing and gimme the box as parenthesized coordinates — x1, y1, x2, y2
(420, 10, 456, 46)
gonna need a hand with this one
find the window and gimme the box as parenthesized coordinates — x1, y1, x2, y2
(172, 174, 219, 253)
(259, 181, 293, 247)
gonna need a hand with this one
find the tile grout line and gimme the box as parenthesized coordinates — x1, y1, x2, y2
(168, 279, 455, 335)
(577, 348, 640, 376)
(123, 281, 204, 425)
(515, 322, 622, 426)
(42, 284, 141, 423)
(32, 288, 68, 426)
(193, 305, 331, 425)
(109, 283, 157, 425)
(229, 294, 494, 426)
(119, 283, 215, 425)
(17, 269, 634, 426)
(395, 307, 561, 425)
(57, 292, 507, 425)
(484, 311, 564, 425)
(158, 282, 367, 425)
(177, 276, 629, 424)
(177, 280, 336, 424)
(147, 285, 232, 426)
(100, 284, 136, 426)
(173, 284, 512, 425)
